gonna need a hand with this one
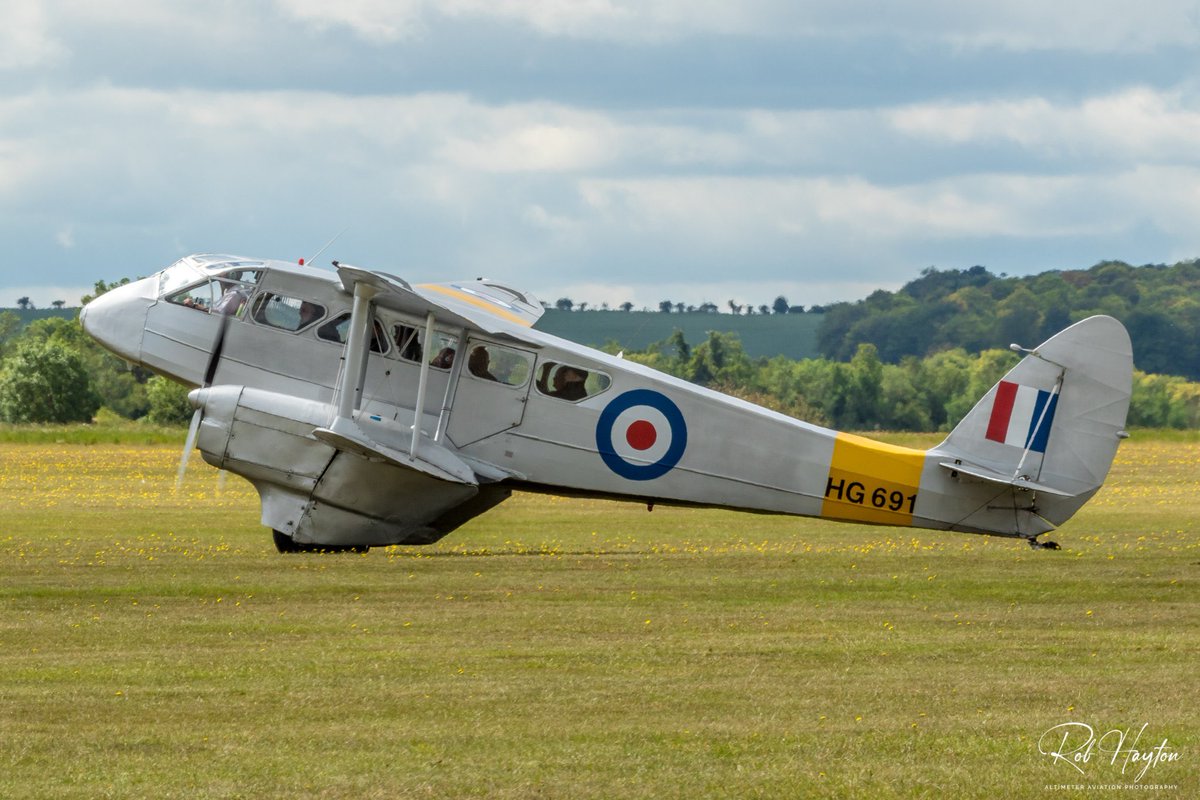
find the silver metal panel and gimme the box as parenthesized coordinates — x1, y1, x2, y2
(312, 453, 477, 524)
(446, 375, 533, 449)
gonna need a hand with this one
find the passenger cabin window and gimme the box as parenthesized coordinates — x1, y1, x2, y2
(393, 324, 423, 362)
(535, 362, 611, 402)
(464, 343, 532, 387)
(252, 293, 326, 332)
(389, 323, 461, 369)
(427, 332, 458, 370)
(316, 312, 388, 353)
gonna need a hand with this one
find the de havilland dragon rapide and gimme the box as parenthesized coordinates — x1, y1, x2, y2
(81, 253, 1133, 553)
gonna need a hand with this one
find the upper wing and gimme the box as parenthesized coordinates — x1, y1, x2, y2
(335, 263, 544, 337)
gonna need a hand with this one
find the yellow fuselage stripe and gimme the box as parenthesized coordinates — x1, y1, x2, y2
(820, 432, 927, 525)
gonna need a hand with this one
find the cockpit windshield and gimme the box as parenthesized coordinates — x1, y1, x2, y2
(156, 255, 266, 300)
(157, 261, 205, 299)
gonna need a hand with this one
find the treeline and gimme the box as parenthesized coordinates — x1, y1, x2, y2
(0, 284, 191, 424)
(2, 281, 1198, 431)
(614, 330, 1200, 431)
(817, 260, 1200, 381)
(552, 296, 814, 315)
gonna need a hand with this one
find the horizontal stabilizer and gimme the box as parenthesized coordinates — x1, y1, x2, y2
(937, 460, 1073, 497)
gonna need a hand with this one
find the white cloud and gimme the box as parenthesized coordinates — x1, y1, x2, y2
(890, 87, 1200, 162)
(439, 118, 616, 173)
(565, 163, 1200, 287)
(273, 0, 426, 42)
(269, 0, 1200, 50)
(443, 0, 636, 38)
(0, 1, 66, 69)
(1097, 164, 1200, 247)
(272, 0, 772, 43)
(522, 203, 578, 233)
(578, 175, 1035, 247)
(4, 72, 1200, 302)
(933, 0, 1200, 53)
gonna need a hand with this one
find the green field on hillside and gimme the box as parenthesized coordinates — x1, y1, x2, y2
(1, 435, 1196, 798)
(535, 309, 823, 360)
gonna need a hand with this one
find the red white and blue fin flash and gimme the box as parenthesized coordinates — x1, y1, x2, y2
(985, 380, 1058, 453)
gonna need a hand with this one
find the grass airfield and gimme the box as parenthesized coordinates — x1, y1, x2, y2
(1, 433, 1197, 799)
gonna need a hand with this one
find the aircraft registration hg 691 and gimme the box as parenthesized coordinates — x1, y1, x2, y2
(81, 254, 1133, 553)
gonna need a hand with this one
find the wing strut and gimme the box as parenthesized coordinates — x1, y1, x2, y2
(434, 325, 469, 443)
(1011, 368, 1064, 484)
(336, 280, 377, 420)
(411, 311, 436, 456)
(317, 276, 476, 485)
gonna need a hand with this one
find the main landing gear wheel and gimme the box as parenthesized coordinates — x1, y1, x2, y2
(273, 530, 369, 554)
(1027, 537, 1061, 551)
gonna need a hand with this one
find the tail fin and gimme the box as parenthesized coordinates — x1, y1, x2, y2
(929, 315, 1132, 535)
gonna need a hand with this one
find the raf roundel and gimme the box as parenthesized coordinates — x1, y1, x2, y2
(595, 389, 688, 481)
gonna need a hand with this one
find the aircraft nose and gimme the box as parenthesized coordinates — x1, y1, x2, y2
(80, 277, 156, 363)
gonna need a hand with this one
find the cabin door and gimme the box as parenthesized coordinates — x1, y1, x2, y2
(445, 339, 536, 447)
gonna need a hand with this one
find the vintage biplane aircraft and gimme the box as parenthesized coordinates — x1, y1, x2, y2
(81, 254, 1133, 552)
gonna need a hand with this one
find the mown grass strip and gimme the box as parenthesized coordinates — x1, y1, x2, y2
(0, 437, 1196, 798)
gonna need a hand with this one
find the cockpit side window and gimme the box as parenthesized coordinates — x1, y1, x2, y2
(316, 312, 388, 353)
(535, 361, 611, 402)
(464, 343, 532, 387)
(210, 273, 259, 317)
(167, 280, 217, 313)
(251, 293, 326, 332)
(167, 278, 252, 316)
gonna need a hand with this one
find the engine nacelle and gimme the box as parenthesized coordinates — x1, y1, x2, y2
(189, 386, 481, 546)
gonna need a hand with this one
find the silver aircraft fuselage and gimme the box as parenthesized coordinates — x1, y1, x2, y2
(81, 254, 1132, 549)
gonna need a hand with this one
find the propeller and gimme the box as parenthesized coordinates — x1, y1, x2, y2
(174, 306, 233, 490)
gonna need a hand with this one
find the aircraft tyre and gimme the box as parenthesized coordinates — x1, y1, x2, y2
(1026, 537, 1061, 551)
(273, 529, 303, 553)
(273, 530, 369, 554)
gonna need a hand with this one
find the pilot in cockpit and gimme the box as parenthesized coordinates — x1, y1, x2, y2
(213, 282, 248, 316)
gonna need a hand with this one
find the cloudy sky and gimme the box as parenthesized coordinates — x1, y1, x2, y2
(4, 1, 1200, 310)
